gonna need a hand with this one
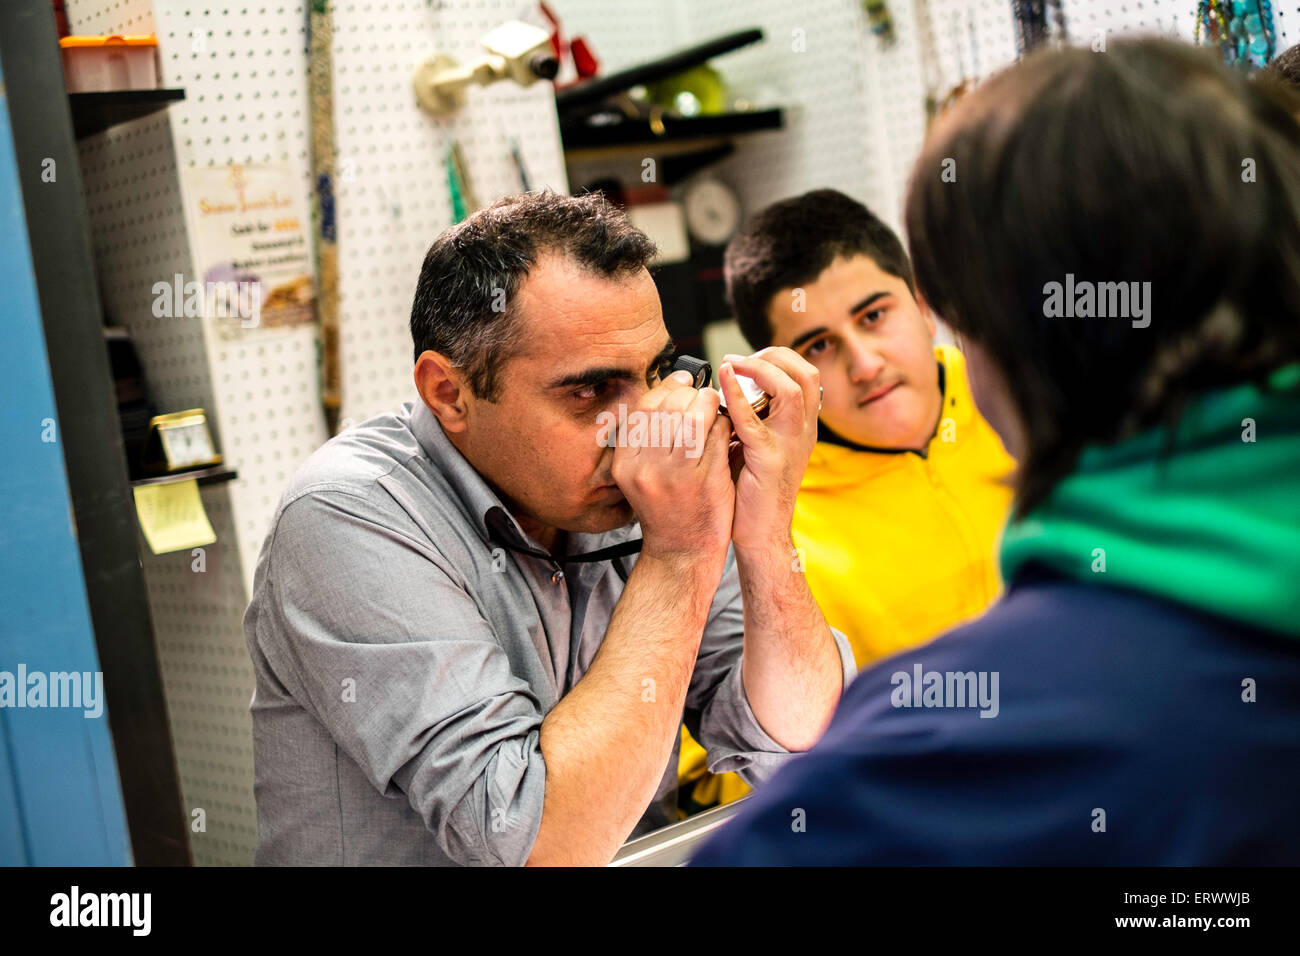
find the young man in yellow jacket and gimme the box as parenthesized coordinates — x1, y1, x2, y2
(679, 188, 1015, 812)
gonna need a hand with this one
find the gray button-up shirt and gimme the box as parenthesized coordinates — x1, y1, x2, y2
(243, 398, 856, 865)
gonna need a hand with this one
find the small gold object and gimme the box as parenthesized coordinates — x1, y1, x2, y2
(143, 408, 222, 473)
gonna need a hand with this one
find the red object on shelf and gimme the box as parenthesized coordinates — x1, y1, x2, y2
(51, 0, 70, 38)
(570, 36, 599, 79)
(621, 185, 669, 206)
(539, 1, 565, 61)
(539, 1, 601, 88)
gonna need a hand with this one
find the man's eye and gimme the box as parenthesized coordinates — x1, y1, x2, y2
(806, 339, 830, 357)
(574, 382, 610, 401)
(863, 308, 886, 324)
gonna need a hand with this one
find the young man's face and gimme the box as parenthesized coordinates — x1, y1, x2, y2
(441, 251, 673, 540)
(765, 253, 942, 450)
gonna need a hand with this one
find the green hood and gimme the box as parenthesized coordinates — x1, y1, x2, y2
(1000, 363, 1300, 638)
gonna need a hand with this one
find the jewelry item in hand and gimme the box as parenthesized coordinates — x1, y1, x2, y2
(669, 355, 772, 420)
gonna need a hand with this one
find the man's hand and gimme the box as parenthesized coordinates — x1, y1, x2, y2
(530, 371, 739, 866)
(715, 349, 845, 754)
(611, 369, 735, 573)
(717, 348, 821, 553)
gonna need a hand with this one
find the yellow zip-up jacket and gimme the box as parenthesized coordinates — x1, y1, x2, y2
(678, 344, 1016, 811)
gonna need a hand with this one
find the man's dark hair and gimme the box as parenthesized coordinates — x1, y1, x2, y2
(410, 189, 658, 402)
(723, 188, 915, 350)
(905, 37, 1300, 516)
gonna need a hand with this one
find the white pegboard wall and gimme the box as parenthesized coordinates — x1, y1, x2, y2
(63, 0, 156, 34)
(78, 113, 216, 420)
(70, 0, 574, 866)
(864, 0, 1020, 230)
(1062, 0, 1289, 46)
(545, 0, 683, 79)
(687, 0, 893, 224)
(134, 493, 258, 866)
(328, 0, 571, 426)
(149, 0, 333, 582)
(686, 0, 889, 233)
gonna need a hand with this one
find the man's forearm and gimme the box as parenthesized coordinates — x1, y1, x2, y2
(735, 533, 844, 752)
(526, 551, 720, 866)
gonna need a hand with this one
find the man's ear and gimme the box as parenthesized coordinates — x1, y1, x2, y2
(414, 350, 470, 432)
(915, 290, 938, 340)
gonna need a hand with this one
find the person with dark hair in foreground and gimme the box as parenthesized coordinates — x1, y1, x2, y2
(692, 38, 1300, 865)
(244, 190, 856, 866)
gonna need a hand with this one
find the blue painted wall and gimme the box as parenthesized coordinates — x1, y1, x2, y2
(0, 55, 131, 866)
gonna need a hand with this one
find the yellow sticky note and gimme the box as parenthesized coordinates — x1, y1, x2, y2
(133, 478, 217, 555)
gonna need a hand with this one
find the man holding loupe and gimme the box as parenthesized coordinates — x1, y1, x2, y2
(243, 191, 855, 867)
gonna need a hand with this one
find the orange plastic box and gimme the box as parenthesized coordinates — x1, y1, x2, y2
(60, 35, 159, 93)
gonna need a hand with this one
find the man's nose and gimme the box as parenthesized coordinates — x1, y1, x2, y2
(621, 381, 649, 413)
(845, 331, 886, 384)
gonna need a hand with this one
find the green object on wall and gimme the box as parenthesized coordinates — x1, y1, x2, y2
(645, 64, 728, 116)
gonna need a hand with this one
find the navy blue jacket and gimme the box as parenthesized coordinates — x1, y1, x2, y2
(690, 567, 1300, 865)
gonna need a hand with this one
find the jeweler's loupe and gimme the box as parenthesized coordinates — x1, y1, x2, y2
(669, 354, 771, 419)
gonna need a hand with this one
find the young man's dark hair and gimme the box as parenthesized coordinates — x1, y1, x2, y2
(1263, 41, 1300, 89)
(1258, 42, 1300, 114)
(409, 189, 658, 402)
(723, 188, 915, 351)
(906, 37, 1300, 515)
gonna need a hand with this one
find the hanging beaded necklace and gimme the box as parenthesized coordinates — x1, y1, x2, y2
(1196, 0, 1277, 70)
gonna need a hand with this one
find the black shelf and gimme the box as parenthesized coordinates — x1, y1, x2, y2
(6, 0, 193, 864)
(69, 88, 185, 140)
(561, 107, 784, 151)
(130, 465, 236, 489)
